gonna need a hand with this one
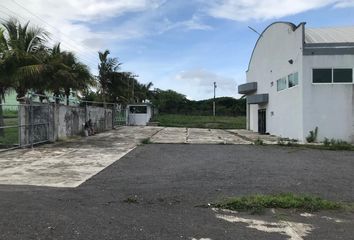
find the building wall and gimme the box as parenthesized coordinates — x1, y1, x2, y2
(126, 105, 152, 126)
(302, 55, 354, 142)
(246, 23, 304, 140)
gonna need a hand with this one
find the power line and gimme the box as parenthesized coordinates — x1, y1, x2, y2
(12, 0, 99, 60)
(13, 0, 96, 58)
(0, 3, 99, 67)
(0, 8, 98, 68)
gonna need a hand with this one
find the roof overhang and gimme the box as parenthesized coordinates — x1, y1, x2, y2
(303, 43, 354, 55)
(238, 82, 257, 94)
(247, 94, 269, 104)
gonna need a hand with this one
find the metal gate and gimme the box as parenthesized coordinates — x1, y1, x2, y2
(113, 104, 126, 127)
(0, 102, 50, 152)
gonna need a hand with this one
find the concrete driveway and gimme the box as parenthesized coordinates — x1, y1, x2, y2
(0, 126, 250, 187)
(1, 144, 354, 240)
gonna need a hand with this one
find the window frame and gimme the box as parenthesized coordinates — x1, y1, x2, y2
(312, 67, 354, 85)
(333, 68, 353, 84)
(288, 72, 299, 88)
(276, 77, 287, 92)
(312, 68, 333, 84)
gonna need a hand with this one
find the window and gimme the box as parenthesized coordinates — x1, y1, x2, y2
(313, 69, 332, 83)
(129, 106, 147, 114)
(333, 69, 352, 83)
(288, 72, 299, 87)
(277, 77, 287, 91)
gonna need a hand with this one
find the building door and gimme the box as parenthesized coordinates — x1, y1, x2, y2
(258, 109, 266, 134)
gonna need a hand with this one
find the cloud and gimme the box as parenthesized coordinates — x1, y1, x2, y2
(175, 69, 237, 99)
(0, 0, 166, 72)
(334, 0, 354, 7)
(206, 0, 354, 21)
(154, 15, 212, 34)
(181, 15, 213, 31)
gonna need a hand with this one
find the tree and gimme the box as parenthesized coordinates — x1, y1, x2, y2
(134, 81, 153, 103)
(150, 89, 188, 113)
(98, 50, 121, 101)
(0, 27, 11, 136)
(106, 72, 129, 104)
(0, 18, 48, 101)
(44, 43, 94, 105)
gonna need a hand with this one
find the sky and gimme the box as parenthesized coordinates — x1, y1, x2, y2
(1, 0, 354, 100)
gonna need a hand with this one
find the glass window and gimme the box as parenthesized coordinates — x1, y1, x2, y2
(333, 69, 352, 83)
(313, 69, 332, 83)
(277, 77, 287, 91)
(288, 72, 299, 88)
(129, 106, 147, 114)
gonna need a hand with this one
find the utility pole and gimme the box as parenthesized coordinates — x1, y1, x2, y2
(130, 74, 139, 103)
(213, 82, 217, 117)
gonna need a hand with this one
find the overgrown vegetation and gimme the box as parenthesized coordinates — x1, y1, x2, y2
(322, 138, 354, 151)
(0, 118, 18, 146)
(140, 138, 151, 144)
(254, 138, 264, 145)
(151, 90, 246, 116)
(153, 114, 246, 129)
(123, 197, 139, 204)
(277, 138, 298, 147)
(306, 127, 318, 143)
(214, 193, 343, 214)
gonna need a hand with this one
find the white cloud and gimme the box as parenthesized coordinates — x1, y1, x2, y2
(154, 15, 212, 34)
(334, 0, 354, 7)
(181, 15, 213, 31)
(206, 0, 354, 21)
(0, 0, 166, 73)
(175, 69, 237, 99)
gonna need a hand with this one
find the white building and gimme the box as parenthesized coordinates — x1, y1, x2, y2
(126, 103, 153, 126)
(238, 22, 354, 143)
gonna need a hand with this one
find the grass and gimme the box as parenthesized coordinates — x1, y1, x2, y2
(140, 138, 151, 144)
(0, 118, 18, 147)
(153, 114, 246, 129)
(2, 109, 18, 118)
(254, 138, 264, 145)
(214, 193, 344, 214)
(123, 197, 139, 204)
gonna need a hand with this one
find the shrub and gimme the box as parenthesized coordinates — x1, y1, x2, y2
(306, 127, 318, 143)
(322, 138, 353, 150)
(254, 138, 264, 145)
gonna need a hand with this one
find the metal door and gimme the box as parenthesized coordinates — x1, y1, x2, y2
(258, 109, 266, 134)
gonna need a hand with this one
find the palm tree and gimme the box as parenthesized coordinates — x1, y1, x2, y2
(45, 43, 94, 105)
(0, 17, 48, 101)
(98, 50, 121, 101)
(0, 27, 10, 136)
(134, 81, 153, 103)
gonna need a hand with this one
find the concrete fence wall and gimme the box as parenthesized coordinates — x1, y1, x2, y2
(20, 103, 114, 145)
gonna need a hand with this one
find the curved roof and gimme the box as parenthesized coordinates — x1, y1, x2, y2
(246, 22, 304, 72)
(305, 26, 354, 43)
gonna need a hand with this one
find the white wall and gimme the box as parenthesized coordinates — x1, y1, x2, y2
(302, 55, 354, 142)
(247, 23, 304, 140)
(126, 105, 152, 126)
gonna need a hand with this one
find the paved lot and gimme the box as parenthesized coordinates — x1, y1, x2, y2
(0, 126, 163, 187)
(0, 126, 249, 187)
(1, 144, 354, 239)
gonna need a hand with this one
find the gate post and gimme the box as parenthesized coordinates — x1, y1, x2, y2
(30, 98, 34, 148)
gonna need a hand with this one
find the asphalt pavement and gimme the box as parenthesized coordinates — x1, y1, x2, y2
(1, 144, 354, 239)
